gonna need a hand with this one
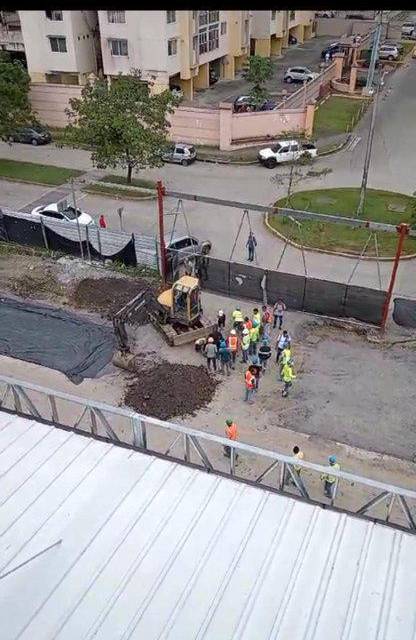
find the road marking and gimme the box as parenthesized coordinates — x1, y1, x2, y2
(348, 136, 361, 152)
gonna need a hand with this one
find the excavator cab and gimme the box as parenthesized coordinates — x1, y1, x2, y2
(157, 275, 202, 326)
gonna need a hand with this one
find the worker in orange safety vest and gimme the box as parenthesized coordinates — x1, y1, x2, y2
(244, 366, 256, 404)
(227, 329, 239, 369)
(224, 418, 239, 459)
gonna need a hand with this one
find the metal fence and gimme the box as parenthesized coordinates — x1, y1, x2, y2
(276, 62, 338, 110)
(1, 374, 415, 534)
(0, 208, 158, 269)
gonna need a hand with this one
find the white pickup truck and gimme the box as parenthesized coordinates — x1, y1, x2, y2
(258, 139, 318, 169)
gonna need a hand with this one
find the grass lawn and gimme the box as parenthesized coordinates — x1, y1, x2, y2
(0, 159, 82, 186)
(100, 174, 156, 190)
(313, 96, 369, 137)
(269, 188, 416, 256)
(82, 183, 156, 199)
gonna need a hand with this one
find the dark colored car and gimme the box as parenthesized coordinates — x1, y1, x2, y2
(9, 125, 51, 146)
(321, 42, 344, 59)
(233, 95, 277, 113)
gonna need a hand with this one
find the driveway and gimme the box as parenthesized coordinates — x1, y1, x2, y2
(189, 35, 337, 107)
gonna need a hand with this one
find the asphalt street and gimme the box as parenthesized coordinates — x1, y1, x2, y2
(0, 57, 415, 299)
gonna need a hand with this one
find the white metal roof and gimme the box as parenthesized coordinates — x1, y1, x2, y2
(1, 412, 416, 640)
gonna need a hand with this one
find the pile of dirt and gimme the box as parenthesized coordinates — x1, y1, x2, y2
(123, 361, 219, 420)
(8, 270, 65, 301)
(70, 277, 153, 318)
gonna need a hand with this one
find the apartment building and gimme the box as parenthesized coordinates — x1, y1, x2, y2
(97, 10, 250, 99)
(18, 10, 100, 84)
(251, 10, 315, 57)
(0, 11, 25, 62)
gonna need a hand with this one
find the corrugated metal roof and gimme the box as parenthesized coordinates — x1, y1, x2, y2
(1, 412, 416, 640)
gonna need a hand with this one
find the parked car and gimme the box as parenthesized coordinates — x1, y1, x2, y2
(413, 45, 416, 58)
(346, 13, 365, 20)
(165, 235, 212, 271)
(209, 68, 219, 85)
(9, 125, 51, 146)
(30, 202, 94, 225)
(378, 44, 399, 61)
(316, 11, 335, 18)
(162, 143, 196, 166)
(233, 96, 277, 113)
(401, 22, 415, 37)
(382, 40, 404, 54)
(288, 34, 298, 45)
(258, 139, 318, 169)
(170, 85, 184, 100)
(321, 42, 347, 59)
(284, 66, 319, 84)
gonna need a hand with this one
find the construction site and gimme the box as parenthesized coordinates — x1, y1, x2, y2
(1, 187, 416, 638)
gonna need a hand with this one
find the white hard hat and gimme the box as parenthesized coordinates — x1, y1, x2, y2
(230, 329, 237, 335)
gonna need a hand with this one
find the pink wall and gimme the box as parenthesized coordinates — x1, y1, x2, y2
(168, 107, 220, 146)
(30, 83, 83, 128)
(231, 109, 306, 142)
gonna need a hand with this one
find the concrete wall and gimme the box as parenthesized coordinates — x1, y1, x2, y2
(231, 109, 306, 142)
(315, 17, 402, 40)
(30, 83, 83, 127)
(168, 106, 220, 146)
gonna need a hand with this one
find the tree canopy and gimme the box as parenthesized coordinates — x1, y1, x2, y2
(244, 55, 273, 106)
(0, 53, 33, 140)
(64, 70, 178, 183)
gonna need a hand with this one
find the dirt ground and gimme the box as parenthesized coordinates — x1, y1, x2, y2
(0, 250, 415, 525)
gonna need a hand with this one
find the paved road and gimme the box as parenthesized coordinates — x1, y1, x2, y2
(191, 35, 335, 106)
(0, 57, 415, 298)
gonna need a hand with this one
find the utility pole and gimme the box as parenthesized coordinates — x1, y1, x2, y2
(356, 14, 383, 217)
(71, 178, 84, 260)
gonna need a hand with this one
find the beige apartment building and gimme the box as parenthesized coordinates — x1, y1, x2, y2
(18, 10, 99, 85)
(97, 10, 250, 99)
(251, 10, 315, 57)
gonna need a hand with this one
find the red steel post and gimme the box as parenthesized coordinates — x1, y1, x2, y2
(157, 180, 167, 283)
(380, 222, 409, 331)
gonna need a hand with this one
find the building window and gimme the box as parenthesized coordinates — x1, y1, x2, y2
(199, 10, 208, 27)
(289, 10, 296, 20)
(49, 36, 67, 52)
(208, 24, 219, 51)
(193, 34, 198, 51)
(244, 19, 249, 44)
(107, 11, 125, 23)
(45, 10, 63, 21)
(192, 10, 198, 20)
(168, 38, 177, 56)
(166, 10, 176, 24)
(109, 38, 128, 56)
(209, 10, 219, 23)
(199, 29, 207, 54)
(271, 10, 276, 20)
(220, 21, 227, 35)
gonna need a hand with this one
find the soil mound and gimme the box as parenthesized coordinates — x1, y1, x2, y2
(71, 277, 151, 318)
(123, 361, 219, 420)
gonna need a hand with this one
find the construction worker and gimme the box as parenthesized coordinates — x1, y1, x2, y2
(285, 445, 305, 489)
(243, 316, 252, 332)
(241, 327, 250, 363)
(261, 305, 272, 338)
(276, 329, 291, 363)
(224, 418, 239, 459)
(252, 308, 261, 329)
(258, 337, 272, 371)
(217, 309, 226, 330)
(246, 231, 257, 262)
(281, 360, 296, 397)
(232, 305, 244, 332)
(249, 355, 262, 391)
(204, 336, 217, 372)
(227, 329, 239, 369)
(244, 366, 256, 403)
(279, 344, 292, 379)
(249, 323, 260, 356)
(321, 455, 340, 499)
(273, 298, 286, 330)
(99, 214, 107, 229)
(218, 339, 232, 376)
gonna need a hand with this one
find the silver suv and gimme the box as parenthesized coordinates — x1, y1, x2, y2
(378, 44, 399, 61)
(402, 22, 415, 37)
(284, 66, 318, 84)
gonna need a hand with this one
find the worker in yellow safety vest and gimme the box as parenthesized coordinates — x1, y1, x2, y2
(232, 306, 244, 332)
(321, 455, 341, 499)
(249, 324, 260, 357)
(241, 327, 250, 363)
(281, 361, 296, 398)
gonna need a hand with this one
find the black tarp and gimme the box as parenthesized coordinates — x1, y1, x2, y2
(229, 262, 264, 302)
(0, 297, 115, 383)
(266, 270, 306, 311)
(198, 256, 231, 295)
(4, 215, 44, 247)
(393, 298, 416, 328)
(303, 278, 347, 317)
(0, 211, 8, 241)
(344, 285, 386, 325)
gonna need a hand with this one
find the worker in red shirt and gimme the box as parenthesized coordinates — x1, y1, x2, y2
(224, 418, 239, 459)
(244, 366, 256, 404)
(99, 214, 107, 229)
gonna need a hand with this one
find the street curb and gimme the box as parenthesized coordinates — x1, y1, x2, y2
(317, 134, 352, 157)
(263, 212, 416, 262)
(197, 156, 257, 166)
(82, 180, 157, 200)
(81, 186, 157, 201)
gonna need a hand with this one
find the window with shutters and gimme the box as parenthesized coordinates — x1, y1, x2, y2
(166, 10, 176, 24)
(49, 36, 67, 52)
(109, 38, 128, 56)
(45, 10, 63, 21)
(208, 24, 219, 51)
(220, 21, 227, 35)
(107, 11, 125, 23)
(199, 29, 207, 54)
(209, 10, 219, 23)
(199, 10, 208, 26)
(271, 10, 276, 20)
(168, 38, 177, 56)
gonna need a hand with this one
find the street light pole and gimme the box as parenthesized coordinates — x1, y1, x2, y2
(71, 178, 84, 260)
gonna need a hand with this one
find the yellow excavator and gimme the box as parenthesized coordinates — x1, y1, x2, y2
(113, 275, 214, 362)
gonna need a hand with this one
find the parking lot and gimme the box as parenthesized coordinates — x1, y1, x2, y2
(189, 35, 336, 107)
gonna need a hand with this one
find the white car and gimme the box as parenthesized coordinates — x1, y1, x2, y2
(31, 202, 94, 225)
(258, 139, 318, 169)
(401, 22, 415, 37)
(284, 66, 319, 84)
(378, 44, 399, 61)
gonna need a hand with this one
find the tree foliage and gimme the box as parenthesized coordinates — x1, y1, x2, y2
(0, 52, 33, 140)
(244, 55, 273, 106)
(64, 70, 177, 183)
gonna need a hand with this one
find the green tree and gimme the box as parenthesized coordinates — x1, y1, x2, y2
(64, 70, 177, 184)
(0, 52, 33, 140)
(244, 55, 273, 106)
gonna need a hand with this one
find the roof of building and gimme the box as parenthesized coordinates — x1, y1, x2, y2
(1, 412, 416, 640)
